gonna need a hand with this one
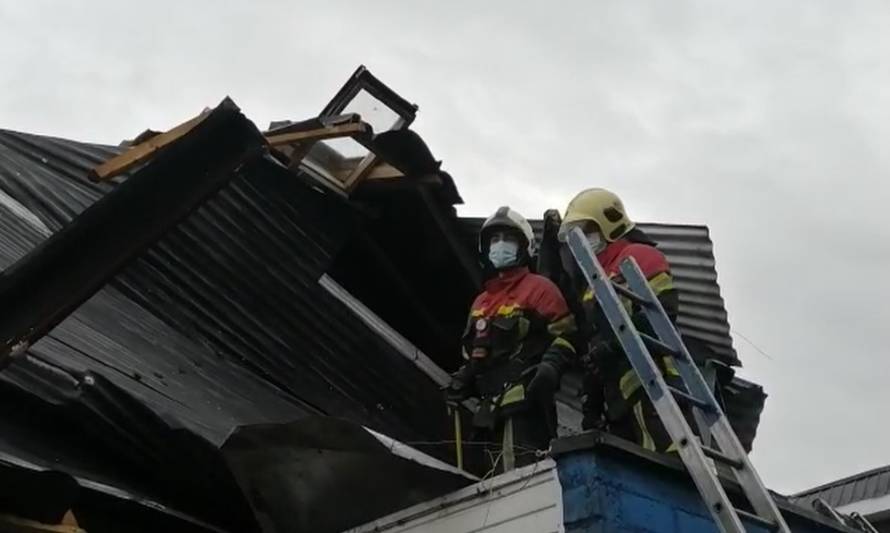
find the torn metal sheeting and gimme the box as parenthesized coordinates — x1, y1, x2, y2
(0, 97, 266, 361)
(221, 418, 474, 533)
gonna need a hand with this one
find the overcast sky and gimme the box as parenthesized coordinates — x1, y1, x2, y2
(1, 1, 888, 494)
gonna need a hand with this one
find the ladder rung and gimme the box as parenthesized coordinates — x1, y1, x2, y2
(611, 282, 652, 306)
(639, 332, 680, 357)
(734, 508, 778, 531)
(668, 386, 714, 413)
(701, 445, 744, 469)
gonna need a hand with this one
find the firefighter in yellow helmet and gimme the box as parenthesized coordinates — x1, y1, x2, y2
(553, 188, 683, 452)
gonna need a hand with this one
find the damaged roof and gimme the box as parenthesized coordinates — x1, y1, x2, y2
(0, 67, 766, 531)
(0, 101, 464, 530)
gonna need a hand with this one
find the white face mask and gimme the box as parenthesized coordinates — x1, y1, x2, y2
(488, 240, 519, 269)
(586, 232, 607, 254)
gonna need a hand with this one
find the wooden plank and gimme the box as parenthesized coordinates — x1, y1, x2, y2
(363, 162, 405, 181)
(342, 152, 379, 191)
(89, 110, 211, 182)
(265, 122, 370, 147)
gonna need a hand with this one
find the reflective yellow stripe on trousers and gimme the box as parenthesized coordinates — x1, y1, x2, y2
(633, 401, 656, 451)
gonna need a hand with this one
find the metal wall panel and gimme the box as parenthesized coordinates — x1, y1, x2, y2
(792, 466, 890, 509)
(346, 459, 564, 533)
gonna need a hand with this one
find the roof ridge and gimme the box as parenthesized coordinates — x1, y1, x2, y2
(793, 464, 890, 497)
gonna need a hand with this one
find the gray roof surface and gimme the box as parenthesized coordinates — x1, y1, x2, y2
(792, 465, 890, 509)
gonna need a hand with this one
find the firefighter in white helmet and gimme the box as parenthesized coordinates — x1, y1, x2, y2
(447, 206, 576, 472)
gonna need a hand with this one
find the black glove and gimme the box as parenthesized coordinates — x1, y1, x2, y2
(581, 371, 606, 430)
(542, 209, 562, 240)
(526, 362, 560, 400)
(445, 373, 472, 404)
(582, 338, 616, 370)
(582, 411, 607, 431)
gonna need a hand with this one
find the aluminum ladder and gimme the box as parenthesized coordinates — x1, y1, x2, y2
(566, 227, 791, 533)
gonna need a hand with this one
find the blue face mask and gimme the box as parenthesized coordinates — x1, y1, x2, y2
(488, 240, 519, 269)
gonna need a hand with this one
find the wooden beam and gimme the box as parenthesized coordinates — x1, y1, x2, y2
(341, 116, 409, 191)
(265, 122, 370, 147)
(89, 110, 211, 182)
(341, 152, 379, 191)
(364, 162, 405, 181)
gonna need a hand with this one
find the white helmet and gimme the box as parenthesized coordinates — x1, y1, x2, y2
(479, 206, 536, 257)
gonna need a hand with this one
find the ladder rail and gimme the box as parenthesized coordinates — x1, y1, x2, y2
(619, 258, 790, 530)
(567, 228, 747, 532)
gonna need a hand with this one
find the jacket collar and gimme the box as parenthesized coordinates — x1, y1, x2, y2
(596, 239, 631, 268)
(483, 266, 530, 293)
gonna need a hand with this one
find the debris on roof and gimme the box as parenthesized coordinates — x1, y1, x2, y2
(0, 98, 465, 529)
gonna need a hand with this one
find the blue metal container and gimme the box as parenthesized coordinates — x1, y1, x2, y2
(554, 433, 848, 533)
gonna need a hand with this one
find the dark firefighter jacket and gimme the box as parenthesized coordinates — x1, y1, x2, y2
(455, 266, 576, 428)
(577, 237, 681, 425)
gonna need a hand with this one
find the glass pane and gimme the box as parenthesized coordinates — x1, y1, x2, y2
(306, 138, 368, 184)
(343, 89, 402, 134)
(321, 137, 369, 160)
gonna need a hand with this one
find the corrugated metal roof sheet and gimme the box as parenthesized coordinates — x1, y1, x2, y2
(791, 466, 890, 509)
(0, 127, 446, 440)
(460, 218, 737, 363)
(634, 223, 734, 362)
(0, 127, 453, 529)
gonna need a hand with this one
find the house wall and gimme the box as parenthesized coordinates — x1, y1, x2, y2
(556, 451, 844, 533)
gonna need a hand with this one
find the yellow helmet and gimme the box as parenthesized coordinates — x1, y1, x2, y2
(558, 188, 634, 242)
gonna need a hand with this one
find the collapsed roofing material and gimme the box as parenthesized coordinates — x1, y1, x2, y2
(0, 99, 266, 362)
(0, 97, 465, 529)
(222, 418, 474, 533)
